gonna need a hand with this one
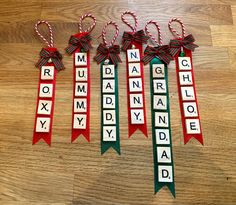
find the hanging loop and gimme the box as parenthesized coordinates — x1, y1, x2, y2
(35, 20, 54, 47)
(121, 11, 138, 32)
(102, 21, 119, 47)
(168, 18, 186, 38)
(79, 13, 96, 33)
(145, 20, 163, 46)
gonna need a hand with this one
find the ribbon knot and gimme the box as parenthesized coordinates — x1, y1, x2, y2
(94, 43, 122, 65)
(122, 30, 149, 50)
(169, 34, 199, 56)
(142, 45, 173, 65)
(36, 48, 64, 71)
(65, 33, 92, 54)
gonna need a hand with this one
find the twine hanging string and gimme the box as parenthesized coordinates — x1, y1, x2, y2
(66, 13, 96, 54)
(35, 20, 54, 47)
(79, 13, 96, 33)
(168, 18, 186, 39)
(168, 18, 198, 56)
(35, 20, 64, 70)
(121, 11, 138, 32)
(94, 21, 121, 65)
(121, 11, 149, 50)
(102, 21, 119, 47)
(142, 20, 172, 65)
(145, 20, 163, 46)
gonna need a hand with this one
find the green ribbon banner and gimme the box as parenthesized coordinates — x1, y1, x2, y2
(100, 60, 120, 155)
(150, 57, 175, 197)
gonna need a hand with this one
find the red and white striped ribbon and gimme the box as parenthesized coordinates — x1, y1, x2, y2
(35, 20, 54, 47)
(79, 13, 96, 33)
(102, 21, 119, 47)
(168, 18, 186, 39)
(145, 20, 163, 46)
(121, 11, 138, 32)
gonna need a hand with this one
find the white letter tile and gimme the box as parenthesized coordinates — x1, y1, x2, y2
(130, 109, 144, 124)
(127, 49, 140, 62)
(75, 67, 88, 81)
(102, 79, 115, 93)
(158, 165, 173, 182)
(37, 100, 52, 115)
(36, 117, 50, 133)
(73, 114, 87, 129)
(153, 79, 166, 94)
(186, 119, 201, 134)
(128, 63, 141, 77)
(181, 86, 195, 101)
(74, 98, 87, 113)
(155, 112, 169, 128)
(39, 83, 53, 98)
(75, 52, 87, 66)
(75, 82, 88, 97)
(103, 64, 115, 78)
(103, 94, 116, 109)
(41, 66, 54, 80)
(152, 64, 165, 78)
(103, 126, 116, 141)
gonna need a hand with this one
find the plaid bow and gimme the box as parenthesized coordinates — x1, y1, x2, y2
(169, 34, 199, 57)
(142, 45, 173, 65)
(122, 30, 149, 51)
(94, 43, 122, 65)
(36, 48, 64, 71)
(65, 33, 92, 54)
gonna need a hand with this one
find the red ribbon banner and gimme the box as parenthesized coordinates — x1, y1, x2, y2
(174, 47, 203, 144)
(33, 47, 57, 145)
(125, 40, 148, 137)
(71, 33, 91, 142)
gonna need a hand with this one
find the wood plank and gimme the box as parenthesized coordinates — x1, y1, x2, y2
(211, 25, 236, 46)
(158, 0, 236, 5)
(0, 168, 74, 203)
(228, 47, 236, 69)
(72, 147, 236, 205)
(0, 0, 236, 204)
(0, 1, 41, 22)
(0, 21, 212, 46)
(40, 2, 233, 25)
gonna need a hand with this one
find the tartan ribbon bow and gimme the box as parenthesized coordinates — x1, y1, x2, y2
(169, 34, 199, 56)
(36, 48, 64, 71)
(122, 30, 149, 50)
(65, 33, 92, 54)
(142, 45, 173, 65)
(94, 43, 122, 65)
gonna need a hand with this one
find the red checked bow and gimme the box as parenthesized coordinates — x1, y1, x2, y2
(169, 34, 199, 56)
(36, 47, 64, 71)
(142, 45, 173, 65)
(94, 43, 122, 65)
(65, 33, 92, 54)
(122, 30, 149, 50)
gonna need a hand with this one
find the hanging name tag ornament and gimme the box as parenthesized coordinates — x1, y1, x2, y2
(33, 21, 64, 145)
(65, 14, 96, 142)
(142, 21, 175, 197)
(94, 21, 121, 154)
(168, 18, 203, 145)
(121, 11, 149, 138)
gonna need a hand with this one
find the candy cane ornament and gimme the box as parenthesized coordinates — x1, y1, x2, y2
(65, 14, 96, 142)
(142, 20, 175, 197)
(168, 18, 203, 145)
(121, 11, 149, 138)
(94, 21, 121, 154)
(33, 21, 64, 145)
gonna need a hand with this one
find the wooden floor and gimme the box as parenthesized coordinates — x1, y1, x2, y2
(0, 0, 236, 204)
